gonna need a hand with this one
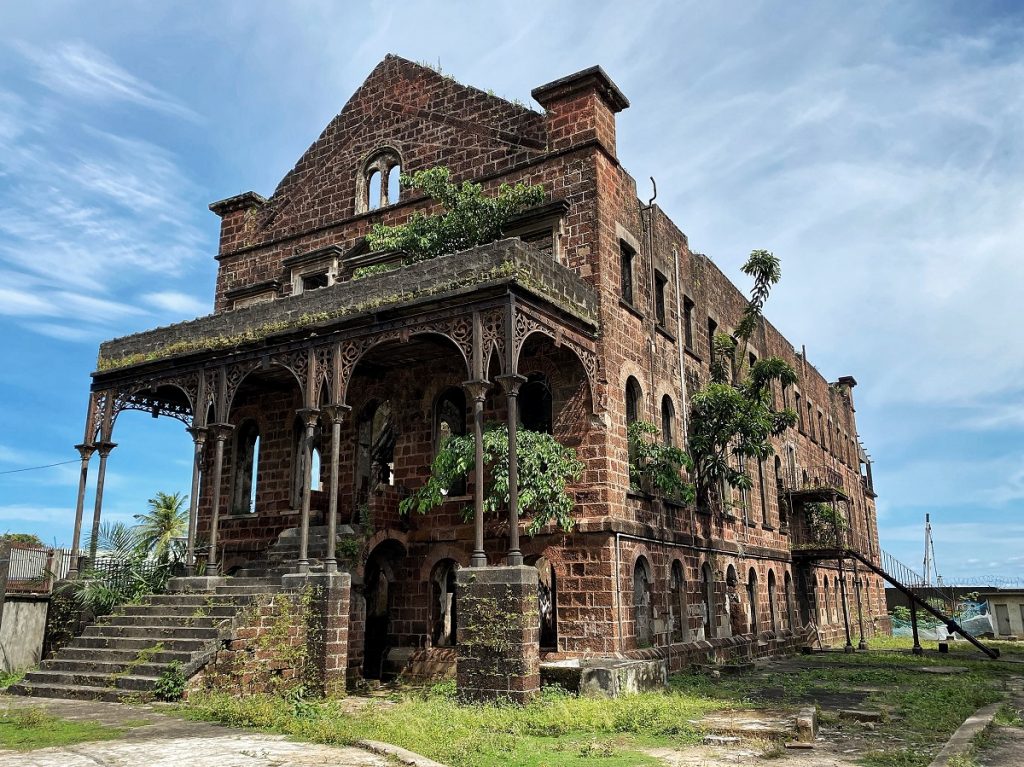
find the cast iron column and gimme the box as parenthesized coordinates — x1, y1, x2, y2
(497, 374, 526, 566)
(185, 426, 208, 576)
(87, 441, 117, 562)
(463, 380, 490, 567)
(320, 404, 350, 574)
(854, 566, 868, 650)
(68, 443, 95, 579)
(205, 423, 233, 576)
(838, 558, 854, 652)
(296, 408, 320, 574)
(910, 601, 923, 655)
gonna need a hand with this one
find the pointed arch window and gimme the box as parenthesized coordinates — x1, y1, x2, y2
(232, 420, 260, 514)
(661, 395, 675, 446)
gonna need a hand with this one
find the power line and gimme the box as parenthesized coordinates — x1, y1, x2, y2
(0, 459, 79, 476)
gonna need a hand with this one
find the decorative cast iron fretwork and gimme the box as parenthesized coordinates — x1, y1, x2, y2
(480, 307, 506, 376)
(271, 348, 310, 395)
(314, 344, 334, 404)
(511, 305, 601, 403)
(112, 387, 193, 427)
(223, 361, 259, 415)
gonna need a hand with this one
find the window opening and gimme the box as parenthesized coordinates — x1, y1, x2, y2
(683, 298, 695, 349)
(620, 241, 635, 305)
(660, 395, 675, 446)
(536, 557, 558, 651)
(430, 559, 458, 647)
(670, 560, 687, 642)
(654, 271, 667, 327)
(519, 374, 552, 434)
(633, 557, 653, 647)
(367, 170, 382, 211)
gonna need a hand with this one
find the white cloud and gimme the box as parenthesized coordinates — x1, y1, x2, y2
(142, 291, 209, 317)
(16, 41, 200, 121)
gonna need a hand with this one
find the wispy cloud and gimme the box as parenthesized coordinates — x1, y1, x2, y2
(142, 291, 209, 318)
(16, 41, 200, 122)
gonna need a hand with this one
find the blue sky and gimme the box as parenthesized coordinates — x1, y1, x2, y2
(1, 1, 1021, 583)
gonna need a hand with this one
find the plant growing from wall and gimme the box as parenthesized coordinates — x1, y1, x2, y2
(687, 250, 797, 513)
(399, 425, 583, 534)
(627, 421, 694, 502)
(805, 502, 848, 547)
(366, 167, 545, 262)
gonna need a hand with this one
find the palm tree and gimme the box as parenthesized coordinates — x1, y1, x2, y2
(134, 491, 188, 564)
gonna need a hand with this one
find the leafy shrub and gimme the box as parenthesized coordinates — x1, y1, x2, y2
(154, 661, 186, 701)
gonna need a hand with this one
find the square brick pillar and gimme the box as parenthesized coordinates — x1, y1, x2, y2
(455, 565, 539, 704)
(283, 571, 351, 697)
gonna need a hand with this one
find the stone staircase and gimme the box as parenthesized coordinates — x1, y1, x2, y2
(235, 524, 355, 576)
(8, 576, 281, 701)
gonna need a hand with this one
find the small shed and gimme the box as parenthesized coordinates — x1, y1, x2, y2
(977, 590, 1024, 639)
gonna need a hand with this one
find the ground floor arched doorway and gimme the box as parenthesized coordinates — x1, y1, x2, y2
(362, 539, 406, 680)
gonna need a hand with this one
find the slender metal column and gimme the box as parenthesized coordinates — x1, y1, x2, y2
(320, 405, 349, 574)
(910, 601, 923, 655)
(296, 408, 320, 574)
(854, 565, 868, 650)
(185, 426, 208, 576)
(497, 374, 527, 567)
(205, 424, 233, 576)
(838, 559, 854, 652)
(68, 443, 95, 579)
(87, 441, 117, 562)
(463, 381, 490, 567)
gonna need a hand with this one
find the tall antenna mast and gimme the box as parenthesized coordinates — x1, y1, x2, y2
(923, 513, 932, 587)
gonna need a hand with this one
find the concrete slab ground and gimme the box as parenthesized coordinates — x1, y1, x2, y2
(0, 696, 390, 767)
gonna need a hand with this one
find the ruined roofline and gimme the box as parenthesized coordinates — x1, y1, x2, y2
(532, 64, 630, 113)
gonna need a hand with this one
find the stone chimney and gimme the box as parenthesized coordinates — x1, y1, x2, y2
(531, 66, 629, 157)
(209, 191, 267, 255)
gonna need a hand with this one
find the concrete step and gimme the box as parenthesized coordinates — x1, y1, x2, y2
(83, 624, 221, 640)
(213, 585, 283, 595)
(118, 604, 239, 618)
(6, 681, 134, 702)
(20, 669, 159, 692)
(68, 635, 212, 653)
(98, 614, 231, 629)
(140, 593, 255, 606)
(55, 646, 196, 665)
(40, 658, 178, 677)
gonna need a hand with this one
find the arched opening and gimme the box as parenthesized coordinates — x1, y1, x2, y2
(633, 556, 653, 647)
(292, 416, 324, 508)
(701, 562, 715, 639)
(355, 400, 395, 504)
(833, 576, 841, 624)
(670, 560, 687, 642)
(232, 419, 260, 514)
(661, 394, 675, 445)
(363, 539, 406, 680)
(726, 564, 738, 637)
(429, 558, 458, 647)
(367, 170, 382, 211)
(386, 164, 401, 204)
(435, 387, 467, 495)
(625, 376, 642, 427)
(822, 577, 831, 624)
(535, 556, 558, 651)
(747, 567, 759, 634)
(519, 374, 553, 435)
(767, 569, 778, 632)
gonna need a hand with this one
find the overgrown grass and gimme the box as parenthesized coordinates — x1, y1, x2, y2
(861, 634, 1024, 658)
(0, 670, 25, 690)
(183, 683, 730, 767)
(0, 707, 124, 751)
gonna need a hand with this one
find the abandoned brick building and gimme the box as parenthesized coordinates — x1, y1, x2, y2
(59, 56, 890, 691)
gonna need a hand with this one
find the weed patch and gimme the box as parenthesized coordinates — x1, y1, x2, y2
(0, 707, 124, 751)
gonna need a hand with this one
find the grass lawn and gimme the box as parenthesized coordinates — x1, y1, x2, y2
(0, 706, 125, 751)
(182, 636, 1022, 767)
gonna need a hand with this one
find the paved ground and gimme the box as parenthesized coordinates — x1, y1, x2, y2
(0, 696, 390, 767)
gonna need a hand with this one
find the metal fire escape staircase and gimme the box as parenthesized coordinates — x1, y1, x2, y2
(782, 462, 999, 659)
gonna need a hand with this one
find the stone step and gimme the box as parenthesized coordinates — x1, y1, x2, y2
(83, 624, 221, 640)
(140, 593, 255, 606)
(40, 658, 178, 677)
(20, 669, 159, 692)
(6, 681, 133, 702)
(68, 635, 212, 653)
(118, 604, 239, 618)
(98, 614, 231, 629)
(56, 646, 196, 665)
(213, 585, 283, 595)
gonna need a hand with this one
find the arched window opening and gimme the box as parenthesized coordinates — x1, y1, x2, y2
(661, 395, 675, 446)
(774, 456, 783, 492)
(670, 560, 687, 643)
(834, 576, 842, 624)
(359, 149, 402, 213)
(232, 420, 260, 514)
(519, 374, 552, 434)
(767, 570, 778, 632)
(293, 418, 323, 507)
(625, 376, 642, 426)
(757, 458, 768, 525)
(367, 170, 382, 211)
(387, 165, 401, 205)
(747, 567, 758, 634)
(435, 388, 467, 495)
(725, 565, 738, 637)
(822, 577, 831, 624)
(633, 556, 653, 647)
(429, 559, 459, 647)
(701, 562, 715, 639)
(536, 556, 558, 651)
(356, 400, 396, 503)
